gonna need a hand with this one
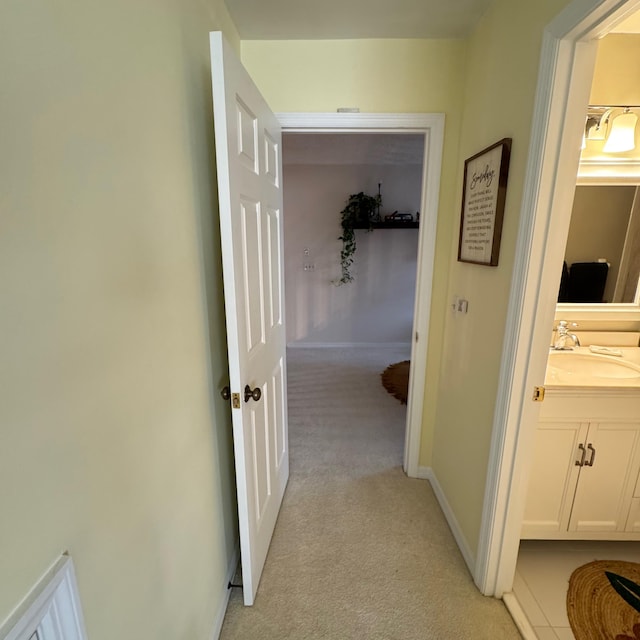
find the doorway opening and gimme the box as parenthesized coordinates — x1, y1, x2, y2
(277, 113, 445, 478)
(282, 131, 423, 350)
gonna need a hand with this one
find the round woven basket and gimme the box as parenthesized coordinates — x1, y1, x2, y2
(567, 560, 640, 640)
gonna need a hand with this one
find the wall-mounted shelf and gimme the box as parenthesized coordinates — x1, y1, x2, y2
(352, 221, 419, 229)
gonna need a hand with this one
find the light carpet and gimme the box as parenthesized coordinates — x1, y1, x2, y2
(219, 347, 520, 639)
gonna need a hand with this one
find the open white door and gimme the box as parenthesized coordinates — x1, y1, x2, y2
(209, 31, 289, 606)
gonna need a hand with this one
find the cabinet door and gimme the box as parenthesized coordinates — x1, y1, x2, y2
(521, 421, 587, 538)
(627, 464, 640, 531)
(569, 421, 640, 533)
(628, 499, 640, 532)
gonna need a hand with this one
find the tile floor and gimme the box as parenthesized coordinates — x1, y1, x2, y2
(513, 540, 640, 639)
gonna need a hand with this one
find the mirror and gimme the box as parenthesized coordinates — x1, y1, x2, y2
(558, 183, 640, 310)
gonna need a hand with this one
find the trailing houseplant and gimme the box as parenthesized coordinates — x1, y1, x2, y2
(336, 190, 381, 285)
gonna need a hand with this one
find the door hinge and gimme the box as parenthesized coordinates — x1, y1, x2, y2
(532, 386, 545, 402)
(231, 393, 241, 409)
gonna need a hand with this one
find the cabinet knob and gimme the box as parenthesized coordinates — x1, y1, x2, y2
(575, 443, 586, 467)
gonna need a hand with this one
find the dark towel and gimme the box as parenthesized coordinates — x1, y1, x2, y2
(567, 262, 609, 303)
(558, 261, 570, 302)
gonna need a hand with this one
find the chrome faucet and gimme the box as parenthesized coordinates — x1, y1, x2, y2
(552, 320, 581, 350)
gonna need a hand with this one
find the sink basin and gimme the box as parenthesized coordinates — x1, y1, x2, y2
(547, 351, 640, 381)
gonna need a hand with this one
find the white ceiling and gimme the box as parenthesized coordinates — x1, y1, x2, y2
(283, 133, 425, 166)
(223, 0, 494, 40)
(222, 0, 640, 42)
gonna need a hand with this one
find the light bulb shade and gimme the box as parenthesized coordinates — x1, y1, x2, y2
(603, 112, 637, 152)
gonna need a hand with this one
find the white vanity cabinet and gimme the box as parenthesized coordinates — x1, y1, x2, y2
(521, 391, 640, 540)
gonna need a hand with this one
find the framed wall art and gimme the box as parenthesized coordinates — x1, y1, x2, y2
(458, 138, 512, 266)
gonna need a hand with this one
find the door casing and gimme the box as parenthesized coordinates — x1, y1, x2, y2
(277, 112, 445, 478)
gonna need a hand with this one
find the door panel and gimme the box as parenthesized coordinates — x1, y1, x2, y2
(210, 31, 289, 606)
(266, 207, 282, 329)
(521, 421, 586, 537)
(236, 98, 259, 173)
(272, 358, 286, 469)
(241, 198, 266, 351)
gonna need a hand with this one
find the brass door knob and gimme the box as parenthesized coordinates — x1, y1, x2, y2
(244, 385, 262, 403)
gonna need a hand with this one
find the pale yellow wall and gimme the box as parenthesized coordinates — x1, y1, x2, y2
(241, 38, 468, 464)
(430, 0, 574, 556)
(241, 39, 466, 113)
(591, 34, 640, 105)
(0, 1, 239, 637)
(581, 34, 640, 162)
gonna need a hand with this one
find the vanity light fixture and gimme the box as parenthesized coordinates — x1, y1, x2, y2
(603, 108, 638, 152)
(584, 108, 612, 141)
(583, 106, 640, 153)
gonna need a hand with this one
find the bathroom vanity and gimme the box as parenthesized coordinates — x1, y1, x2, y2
(521, 347, 640, 540)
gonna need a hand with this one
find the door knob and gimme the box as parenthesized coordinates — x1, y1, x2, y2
(244, 385, 262, 403)
(221, 386, 231, 401)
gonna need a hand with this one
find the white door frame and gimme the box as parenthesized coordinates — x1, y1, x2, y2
(276, 112, 445, 478)
(474, 0, 640, 597)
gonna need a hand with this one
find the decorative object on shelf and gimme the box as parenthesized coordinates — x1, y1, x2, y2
(385, 211, 413, 222)
(336, 186, 382, 285)
(458, 138, 512, 266)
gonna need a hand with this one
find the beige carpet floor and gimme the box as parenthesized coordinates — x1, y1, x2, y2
(219, 347, 521, 639)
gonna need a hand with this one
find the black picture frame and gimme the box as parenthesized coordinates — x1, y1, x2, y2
(458, 138, 512, 266)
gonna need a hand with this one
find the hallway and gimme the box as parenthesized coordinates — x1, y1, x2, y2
(220, 347, 520, 639)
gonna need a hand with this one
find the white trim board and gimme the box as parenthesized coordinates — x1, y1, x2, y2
(417, 467, 475, 574)
(278, 112, 445, 480)
(211, 545, 240, 640)
(502, 592, 538, 640)
(475, 0, 640, 599)
(286, 342, 412, 349)
(278, 112, 445, 131)
(0, 555, 88, 640)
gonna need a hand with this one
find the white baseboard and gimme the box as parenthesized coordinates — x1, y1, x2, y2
(286, 342, 411, 349)
(417, 466, 475, 574)
(415, 466, 432, 480)
(211, 545, 240, 640)
(502, 592, 538, 640)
